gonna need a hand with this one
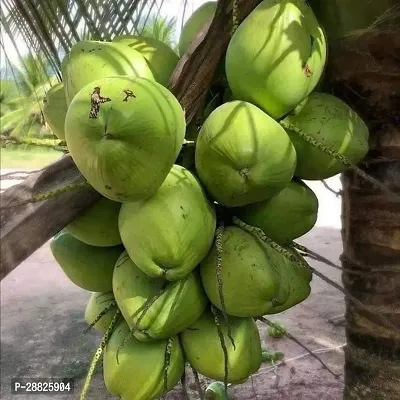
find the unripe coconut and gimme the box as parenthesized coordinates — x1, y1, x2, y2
(178, 1, 217, 56)
(112, 251, 208, 341)
(195, 101, 296, 207)
(103, 321, 184, 400)
(66, 197, 121, 247)
(119, 164, 216, 281)
(113, 35, 179, 87)
(65, 76, 185, 202)
(180, 308, 262, 383)
(42, 83, 68, 140)
(61, 40, 154, 104)
(236, 179, 319, 244)
(225, 0, 327, 119)
(268, 246, 312, 314)
(200, 226, 280, 317)
(200, 226, 312, 317)
(282, 92, 370, 180)
(84, 291, 116, 333)
(50, 230, 123, 292)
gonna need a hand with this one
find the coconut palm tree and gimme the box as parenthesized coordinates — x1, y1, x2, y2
(1, 0, 399, 398)
(0, 53, 56, 137)
(140, 15, 178, 50)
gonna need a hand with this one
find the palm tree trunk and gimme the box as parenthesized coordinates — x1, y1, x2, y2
(341, 166, 400, 398)
(320, 3, 400, 397)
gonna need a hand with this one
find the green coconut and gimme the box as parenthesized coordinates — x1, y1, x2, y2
(50, 230, 123, 292)
(112, 251, 208, 341)
(61, 40, 155, 105)
(282, 92, 370, 180)
(84, 291, 116, 333)
(236, 179, 319, 244)
(119, 164, 216, 281)
(178, 1, 217, 56)
(200, 226, 312, 317)
(103, 321, 184, 400)
(195, 101, 297, 207)
(42, 83, 68, 140)
(180, 308, 262, 383)
(113, 35, 179, 87)
(268, 246, 312, 314)
(225, 0, 327, 119)
(65, 76, 185, 202)
(66, 197, 122, 247)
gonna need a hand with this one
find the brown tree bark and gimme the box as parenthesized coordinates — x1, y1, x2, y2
(319, 2, 400, 397)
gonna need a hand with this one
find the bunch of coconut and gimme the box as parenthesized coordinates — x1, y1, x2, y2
(45, 1, 370, 399)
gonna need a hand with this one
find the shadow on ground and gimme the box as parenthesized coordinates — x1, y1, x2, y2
(1, 227, 345, 400)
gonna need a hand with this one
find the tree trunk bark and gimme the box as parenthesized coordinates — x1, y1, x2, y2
(320, 3, 400, 397)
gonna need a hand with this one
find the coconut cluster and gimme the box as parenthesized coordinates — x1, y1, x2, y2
(46, 1, 369, 399)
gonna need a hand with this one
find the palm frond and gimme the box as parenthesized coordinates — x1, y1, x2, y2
(1, 0, 160, 74)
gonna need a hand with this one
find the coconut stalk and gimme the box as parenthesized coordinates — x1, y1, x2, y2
(0, 0, 263, 281)
(312, 1, 400, 398)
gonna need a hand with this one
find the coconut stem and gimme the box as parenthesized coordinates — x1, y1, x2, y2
(1, 135, 68, 152)
(321, 179, 342, 197)
(116, 286, 168, 363)
(232, 217, 308, 270)
(258, 316, 340, 378)
(231, 0, 239, 36)
(211, 305, 229, 398)
(0, 181, 91, 210)
(163, 337, 174, 394)
(189, 365, 203, 400)
(180, 368, 190, 400)
(83, 300, 118, 334)
(215, 222, 236, 350)
(80, 309, 121, 400)
(280, 121, 400, 200)
(292, 242, 342, 271)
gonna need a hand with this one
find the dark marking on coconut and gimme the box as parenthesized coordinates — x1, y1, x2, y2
(239, 167, 250, 180)
(102, 133, 113, 140)
(303, 64, 313, 77)
(89, 87, 111, 119)
(180, 205, 189, 219)
(105, 185, 112, 190)
(123, 89, 136, 102)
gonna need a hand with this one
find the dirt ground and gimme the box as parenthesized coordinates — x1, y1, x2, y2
(1, 174, 346, 400)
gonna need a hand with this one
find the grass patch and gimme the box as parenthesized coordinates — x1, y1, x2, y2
(1, 145, 62, 169)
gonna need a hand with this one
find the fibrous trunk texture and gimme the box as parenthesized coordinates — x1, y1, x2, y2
(326, 11, 400, 399)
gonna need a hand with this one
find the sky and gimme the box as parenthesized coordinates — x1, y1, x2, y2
(0, 0, 209, 70)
